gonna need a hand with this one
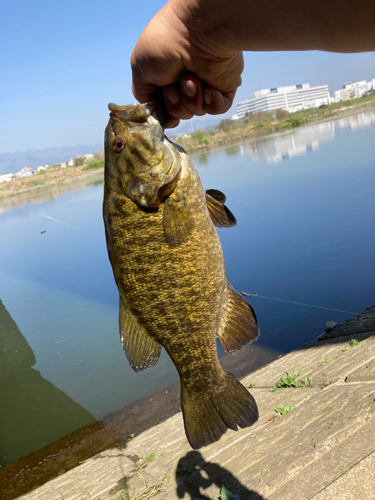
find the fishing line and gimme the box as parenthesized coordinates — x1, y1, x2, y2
(20, 206, 361, 316)
(21, 206, 104, 240)
(243, 292, 359, 315)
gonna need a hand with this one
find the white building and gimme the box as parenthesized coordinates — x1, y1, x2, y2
(0, 173, 14, 183)
(236, 83, 331, 118)
(334, 79, 375, 102)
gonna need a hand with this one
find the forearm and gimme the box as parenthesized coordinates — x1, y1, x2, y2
(170, 0, 375, 53)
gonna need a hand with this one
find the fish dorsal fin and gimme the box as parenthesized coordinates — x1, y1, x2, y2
(205, 192, 237, 228)
(163, 193, 196, 247)
(218, 287, 259, 353)
(119, 298, 162, 372)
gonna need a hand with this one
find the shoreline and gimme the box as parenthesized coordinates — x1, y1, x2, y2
(0, 342, 282, 500)
(1, 97, 375, 206)
(1, 305, 374, 499)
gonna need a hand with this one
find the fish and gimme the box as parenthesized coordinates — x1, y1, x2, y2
(103, 102, 260, 449)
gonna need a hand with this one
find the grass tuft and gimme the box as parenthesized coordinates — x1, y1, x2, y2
(270, 366, 311, 392)
(274, 405, 294, 416)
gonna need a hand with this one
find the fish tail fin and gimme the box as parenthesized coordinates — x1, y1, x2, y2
(181, 371, 258, 449)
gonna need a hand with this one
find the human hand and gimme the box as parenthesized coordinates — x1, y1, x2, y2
(131, 0, 243, 128)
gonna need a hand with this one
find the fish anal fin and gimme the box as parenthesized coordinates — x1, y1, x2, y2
(120, 298, 162, 372)
(205, 193, 237, 228)
(163, 194, 196, 247)
(181, 371, 258, 449)
(218, 288, 259, 353)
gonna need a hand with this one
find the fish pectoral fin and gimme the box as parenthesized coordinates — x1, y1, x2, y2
(218, 287, 259, 353)
(163, 194, 196, 247)
(120, 299, 162, 372)
(205, 188, 227, 204)
(205, 192, 237, 228)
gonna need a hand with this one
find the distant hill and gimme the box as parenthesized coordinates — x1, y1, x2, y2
(170, 116, 223, 136)
(0, 145, 103, 175)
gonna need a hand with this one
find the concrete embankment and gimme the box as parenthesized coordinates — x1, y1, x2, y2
(14, 307, 375, 499)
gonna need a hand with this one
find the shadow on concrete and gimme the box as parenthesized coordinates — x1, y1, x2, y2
(176, 451, 267, 500)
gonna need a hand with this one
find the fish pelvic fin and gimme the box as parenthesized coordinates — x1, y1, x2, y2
(120, 298, 162, 372)
(205, 191, 237, 228)
(163, 193, 196, 247)
(218, 288, 259, 353)
(181, 371, 258, 449)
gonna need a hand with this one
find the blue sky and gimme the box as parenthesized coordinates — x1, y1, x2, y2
(1, 0, 374, 154)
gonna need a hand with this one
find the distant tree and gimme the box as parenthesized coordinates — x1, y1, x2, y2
(218, 119, 233, 132)
(275, 108, 288, 120)
(191, 130, 205, 141)
(73, 156, 85, 167)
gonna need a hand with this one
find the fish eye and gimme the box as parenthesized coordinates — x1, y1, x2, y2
(113, 137, 126, 153)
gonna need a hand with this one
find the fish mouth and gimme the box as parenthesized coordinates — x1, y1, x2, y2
(108, 102, 166, 128)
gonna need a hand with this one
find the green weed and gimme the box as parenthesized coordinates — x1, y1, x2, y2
(219, 485, 240, 500)
(141, 452, 156, 464)
(274, 405, 294, 416)
(270, 366, 311, 392)
(341, 338, 360, 352)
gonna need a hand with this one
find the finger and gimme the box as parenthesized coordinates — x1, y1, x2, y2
(180, 75, 206, 117)
(163, 83, 194, 120)
(203, 87, 236, 115)
(165, 116, 180, 129)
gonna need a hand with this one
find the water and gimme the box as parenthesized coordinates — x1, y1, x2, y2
(1, 111, 375, 466)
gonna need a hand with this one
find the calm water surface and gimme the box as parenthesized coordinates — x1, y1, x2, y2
(1, 111, 375, 465)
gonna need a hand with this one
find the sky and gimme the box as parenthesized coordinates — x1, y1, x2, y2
(1, 0, 375, 154)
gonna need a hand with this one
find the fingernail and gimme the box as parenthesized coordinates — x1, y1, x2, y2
(165, 88, 180, 105)
(182, 80, 197, 98)
(204, 89, 212, 106)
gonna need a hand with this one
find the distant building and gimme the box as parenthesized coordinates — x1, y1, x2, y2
(0, 173, 14, 183)
(17, 167, 37, 178)
(236, 83, 331, 118)
(334, 79, 375, 102)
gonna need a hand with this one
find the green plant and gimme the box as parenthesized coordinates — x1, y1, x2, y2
(274, 405, 294, 416)
(219, 485, 240, 500)
(247, 382, 256, 388)
(270, 366, 311, 392)
(82, 160, 104, 171)
(318, 358, 333, 366)
(141, 452, 156, 464)
(74, 156, 85, 167)
(341, 338, 359, 352)
(191, 130, 205, 141)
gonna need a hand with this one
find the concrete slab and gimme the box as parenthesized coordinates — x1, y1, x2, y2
(241, 331, 375, 388)
(13, 316, 375, 500)
(311, 450, 375, 499)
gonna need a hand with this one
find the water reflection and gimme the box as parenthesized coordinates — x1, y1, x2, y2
(0, 299, 95, 466)
(240, 121, 335, 163)
(336, 110, 375, 131)
(211, 111, 375, 164)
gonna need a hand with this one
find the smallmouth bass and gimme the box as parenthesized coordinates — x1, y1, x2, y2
(103, 103, 259, 449)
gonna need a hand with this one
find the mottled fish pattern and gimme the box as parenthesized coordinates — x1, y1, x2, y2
(103, 103, 259, 449)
